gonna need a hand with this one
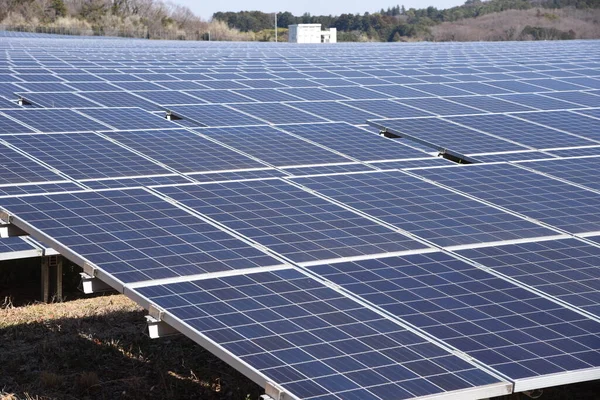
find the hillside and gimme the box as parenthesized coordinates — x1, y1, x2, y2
(0, 0, 253, 40)
(0, 0, 598, 41)
(432, 7, 600, 40)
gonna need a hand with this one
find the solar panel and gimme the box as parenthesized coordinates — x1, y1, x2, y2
(188, 90, 256, 104)
(229, 103, 327, 125)
(234, 89, 301, 103)
(447, 114, 597, 149)
(515, 156, 600, 192)
(16, 92, 102, 108)
(167, 104, 264, 127)
(79, 107, 179, 130)
(370, 117, 527, 156)
(395, 98, 484, 116)
(448, 96, 533, 113)
(291, 170, 556, 247)
(3, 132, 174, 180)
(155, 179, 430, 264)
(133, 268, 507, 400)
(342, 100, 432, 119)
(277, 122, 429, 161)
(286, 101, 379, 124)
(514, 110, 600, 141)
(104, 128, 268, 173)
(133, 90, 206, 106)
(197, 124, 355, 167)
(491, 93, 583, 111)
(0, 236, 40, 260)
(83, 174, 191, 190)
(413, 163, 600, 235)
(0, 188, 282, 286)
(456, 238, 600, 318)
(279, 87, 348, 101)
(308, 252, 600, 386)
(78, 91, 161, 111)
(2, 108, 110, 133)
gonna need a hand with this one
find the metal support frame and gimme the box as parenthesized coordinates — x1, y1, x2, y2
(41, 254, 63, 303)
(78, 272, 114, 294)
(144, 315, 179, 339)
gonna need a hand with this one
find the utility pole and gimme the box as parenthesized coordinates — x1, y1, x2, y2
(275, 12, 277, 42)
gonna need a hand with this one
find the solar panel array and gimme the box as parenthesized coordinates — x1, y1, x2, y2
(1, 32, 600, 400)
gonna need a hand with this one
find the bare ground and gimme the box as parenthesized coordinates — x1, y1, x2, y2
(0, 294, 262, 400)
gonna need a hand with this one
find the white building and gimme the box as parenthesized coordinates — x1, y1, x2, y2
(288, 24, 337, 43)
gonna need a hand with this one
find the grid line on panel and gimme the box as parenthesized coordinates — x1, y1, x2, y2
(135, 269, 504, 400)
(154, 179, 431, 264)
(0, 189, 282, 284)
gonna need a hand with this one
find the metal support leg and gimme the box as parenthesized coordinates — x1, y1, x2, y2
(41, 256, 50, 303)
(55, 256, 63, 302)
(41, 255, 63, 303)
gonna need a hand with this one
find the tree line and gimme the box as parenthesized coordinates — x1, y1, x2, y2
(213, 0, 599, 41)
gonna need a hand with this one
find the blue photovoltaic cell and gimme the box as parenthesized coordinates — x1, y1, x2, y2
(134, 269, 502, 400)
(83, 175, 191, 190)
(457, 238, 600, 318)
(234, 89, 301, 103)
(470, 152, 556, 163)
(445, 82, 514, 95)
(196, 125, 351, 167)
(286, 101, 380, 125)
(576, 108, 600, 120)
(155, 179, 429, 263)
(406, 84, 472, 97)
(368, 158, 454, 170)
(168, 104, 264, 127)
(17, 92, 102, 108)
(0, 189, 282, 284)
(0, 237, 36, 254)
(0, 143, 64, 184)
(322, 86, 390, 100)
(105, 129, 267, 173)
(0, 114, 36, 134)
(78, 91, 161, 111)
(277, 122, 429, 161)
(229, 103, 328, 124)
(1, 109, 110, 133)
(0, 182, 82, 197)
(516, 157, 600, 192)
(370, 118, 527, 155)
(542, 91, 600, 108)
(343, 100, 432, 119)
(549, 146, 600, 158)
(309, 252, 600, 381)
(413, 163, 600, 234)
(291, 171, 555, 247)
(79, 107, 177, 130)
(188, 169, 286, 183)
(483, 80, 547, 93)
(448, 96, 533, 113)
(446, 114, 596, 149)
(282, 163, 375, 176)
(350, 85, 431, 100)
(395, 98, 484, 116)
(514, 111, 600, 142)
(188, 90, 256, 104)
(2, 132, 172, 180)
(279, 87, 349, 101)
(491, 94, 582, 111)
(133, 90, 206, 106)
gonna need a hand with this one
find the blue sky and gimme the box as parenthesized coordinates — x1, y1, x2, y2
(176, 0, 465, 20)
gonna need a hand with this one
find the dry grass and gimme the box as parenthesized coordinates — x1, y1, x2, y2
(432, 8, 600, 41)
(0, 294, 261, 400)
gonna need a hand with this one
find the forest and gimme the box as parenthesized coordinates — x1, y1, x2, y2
(0, 0, 599, 41)
(214, 0, 600, 41)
